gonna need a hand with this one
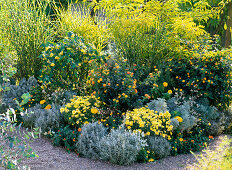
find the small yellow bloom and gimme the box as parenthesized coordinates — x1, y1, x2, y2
(51, 63, 55, 67)
(163, 82, 168, 87)
(91, 108, 98, 114)
(148, 158, 154, 162)
(59, 51, 63, 56)
(55, 56, 60, 60)
(179, 138, 183, 142)
(50, 53, 54, 57)
(175, 116, 183, 123)
(60, 108, 65, 113)
(40, 100, 46, 104)
(168, 90, 172, 94)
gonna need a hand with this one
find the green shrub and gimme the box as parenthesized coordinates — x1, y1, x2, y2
(49, 125, 81, 152)
(170, 120, 211, 156)
(0, 0, 55, 79)
(87, 59, 160, 113)
(162, 50, 232, 109)
(77, 122, 107, 159)
(39, 32, 105, 92)
(98, 128, 147, 165)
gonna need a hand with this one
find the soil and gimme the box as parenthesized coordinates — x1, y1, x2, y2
(2, 134, 229, 170)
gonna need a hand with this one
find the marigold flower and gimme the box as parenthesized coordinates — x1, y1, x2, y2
(163, 82, 168, 87)
(103, 84, 106, 87)
(51, 63, 55, 67)
(175, 116, 183, 123)
(179, 138, 183, 142)
(40, 100, 46, 104)
(45, 104, 52, 110)
(148, 158, 154, 162)
(78, 128, 82, 132)
(91, 108, 98, 114)
(168, 90, 172, 94)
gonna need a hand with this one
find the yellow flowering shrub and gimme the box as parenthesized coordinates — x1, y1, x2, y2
(124, 107, 173, 140)
(60, 95, 101, 128)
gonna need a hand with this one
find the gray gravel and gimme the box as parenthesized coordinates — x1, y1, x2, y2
(16, 135, 230, 170)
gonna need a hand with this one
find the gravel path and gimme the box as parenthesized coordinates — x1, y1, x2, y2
(5, 134, 227, 170)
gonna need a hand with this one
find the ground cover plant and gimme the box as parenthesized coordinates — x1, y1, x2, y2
(0, 0, 232, 168)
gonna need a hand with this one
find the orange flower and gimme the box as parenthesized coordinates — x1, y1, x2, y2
(45, 104, 52, 110)
(191, 140, 194, 143)
(179, 138, 183, 142)
(108, 83, 111, 86)
(209, 136, 213, 139)
(73, 138, 76, 142)
(103, 84, 106, 87)
(78, 128, 82, 132)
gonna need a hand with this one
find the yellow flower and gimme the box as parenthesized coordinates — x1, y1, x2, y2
(168, 90, 172, 94)
(146, 132, 150, 136)
(179, 138, 183, 142)
(40, 100, 46, 104)
(148, 158, 154, 162)
(59, 51, 63, 56)
(163, 82, 168, 87)
(60, 108, 65, 113)
(175, 116, 183, 123)
(55, 56, 60, 60)
(50, 53, 54, 57)
(51, 63, 55, 67)
(91, 108, 98, 114)
(45, 104, 52, 110)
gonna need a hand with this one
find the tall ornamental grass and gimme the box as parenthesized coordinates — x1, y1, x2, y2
(0, 0, 55, 79)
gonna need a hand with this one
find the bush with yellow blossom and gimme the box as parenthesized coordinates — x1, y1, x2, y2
(124, 107, 173, 140)
(60, 95, 101, 128)
(39, 32, 106, 92)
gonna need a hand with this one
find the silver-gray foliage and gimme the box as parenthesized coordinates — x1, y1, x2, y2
(23, 103, 62, 132)
(147, 98, 168, 113)
(98, 128, 147, 165)
(47, 90, 77, 106)
(195, 103, 225, 135)
(77, 122, 107, 159)
(146, 135, 171, 159)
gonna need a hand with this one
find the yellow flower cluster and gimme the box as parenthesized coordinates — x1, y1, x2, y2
(125, 107, 173, 140)
(60, 95, 101, 126)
